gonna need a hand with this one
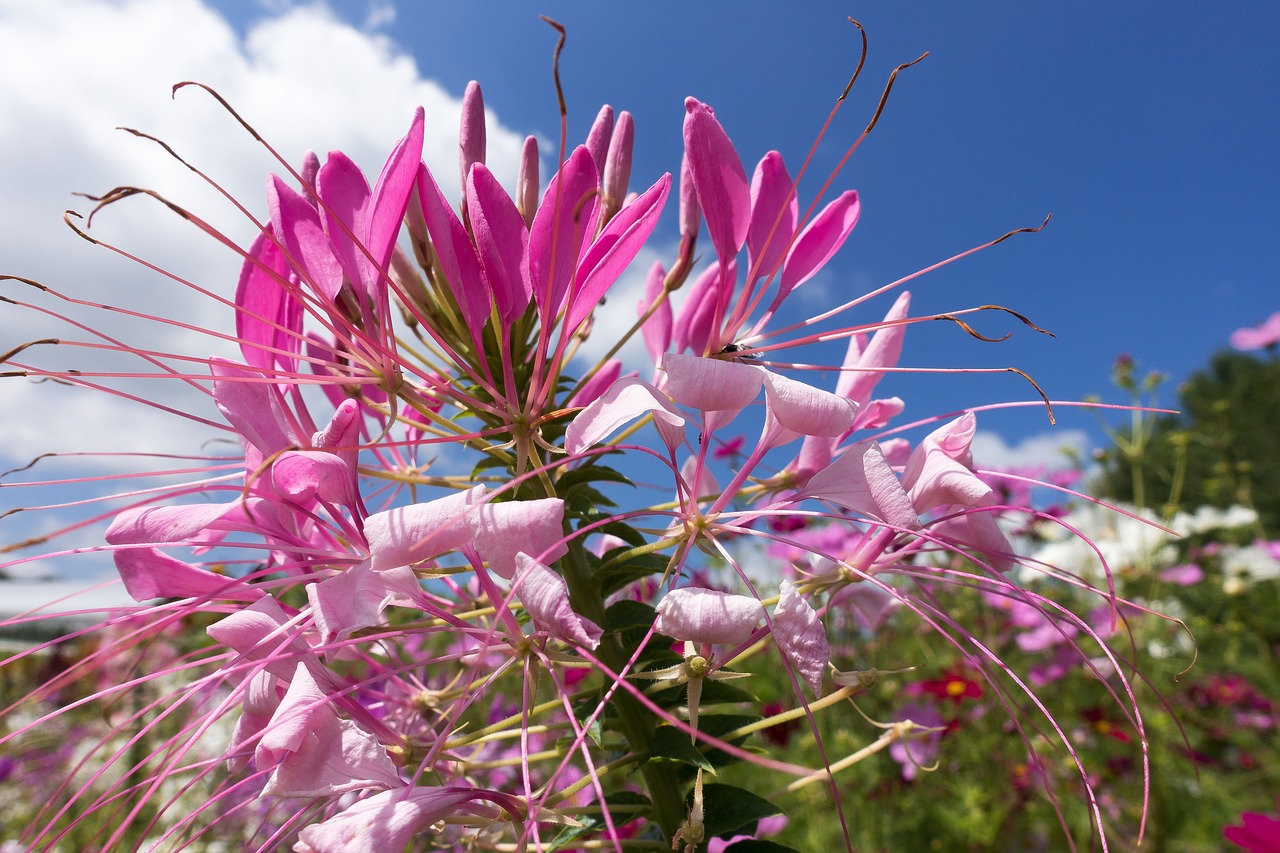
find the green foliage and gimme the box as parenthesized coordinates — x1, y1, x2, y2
(1097, 350, 1280, 531)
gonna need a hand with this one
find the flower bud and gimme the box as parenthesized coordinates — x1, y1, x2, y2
(584, 103, 613, 173)
(517, 135, 539, 227)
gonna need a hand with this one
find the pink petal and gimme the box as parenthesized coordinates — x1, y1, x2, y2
(512, 554, 603, 649)
(671, 261, 722, 357)
(567, 359, 623, 409)
(779, 190, 860, 295)
(211, 358, 303, 455)
(746, 151, 797, 286)
(467, 162, 531, 325)
(654, 587, 764, 645)
(932, 511, 1015, 573)
(761, 371, 858, 437)
(564, 172, 671, 337)
(272, 451, 357, 508)
(311, 398, 362, 473)
(584, 104, 614, 172)
(207, 595, 325, 683)
(565, 375, 686, 455)
(365, 486, 484, 570)
(106, 499, 267, 546)
(258, 663, 401, 797)
(906, 453, 995, 512)
(663, 352, 763, 415)
(469, 497, 567, 580)
(458, 82, 485, 188)
(796, 440, 922, 530)
(267, 174, 343, 301)
(683, 98, 749, 269)
(771, 581, 829, 696)
(530, 146, 599, 321)
(363, 107, 426, 299)
(639, 261, 672, 367)
(114, 547, 260, 603)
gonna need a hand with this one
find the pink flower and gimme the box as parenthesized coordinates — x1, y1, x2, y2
(1230, 311, 1280, 351)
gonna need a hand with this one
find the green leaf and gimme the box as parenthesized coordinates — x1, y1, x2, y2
(697, 783, 784, 837)
(603, 599, 656, 633)
(548, 791, 651, 849)
(649, 724, 713, 771)
(649, 678, 757, 708)
(595, 552, 667, 597)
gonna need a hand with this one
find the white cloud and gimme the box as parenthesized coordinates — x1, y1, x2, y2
(0, 0, 527, 467)
(970, 428, 1089, 471)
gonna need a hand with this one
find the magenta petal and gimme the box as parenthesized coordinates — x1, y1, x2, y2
(655, 587, 764, 645)
(365, 486, 484, 570)
(115, 547, 259, 603)
(268, 174, 343, 301)
(364, 107, 426, 296)
(671, 261, 721, 356)
(317, 150, 373, 296)
(663, 352, 763, 415)
(469, 497, 567, 580)
(257, 663, 401, 797)
(585, 104, 614, 172)
(566, 375, 686, 455)
(761, 371, 858, 437)
(414, 164, 490, 344)
(235, 227, 301, 375)
(779, 190, 860, 294)
(771, 581, 829, 696)
(797, 440, 922, 530)
(746, 151, 798, 286)
(466, 163, 531, 325)
(513, 554, 603, 649)
(683, 98, 749, 269)
(564, 172, 672, 337)
(530, 146, 599, 321)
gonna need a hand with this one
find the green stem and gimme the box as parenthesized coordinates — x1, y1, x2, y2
(561, 540, 686, 839)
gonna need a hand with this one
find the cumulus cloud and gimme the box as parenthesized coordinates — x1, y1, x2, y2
(0, 0, 526, 465)
(970, 428, 1090, 471)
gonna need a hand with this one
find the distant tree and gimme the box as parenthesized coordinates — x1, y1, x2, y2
(1096, 350, 1280, 533)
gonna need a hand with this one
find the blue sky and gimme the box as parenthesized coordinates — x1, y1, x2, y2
(221, 0, 1280, 444)
(1, 1, 1277, 584)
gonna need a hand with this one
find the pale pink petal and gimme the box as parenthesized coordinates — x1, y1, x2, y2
(207, 596, 325, 683)
(761, 371, 858, 437)
(469, 497, 567, 579)
(797, 440, 922, 530)
(654, 587, 764, 645)
(932, 511, 1015, 573)
(258, 663, 402, 797)
(746, 151, 797, 286)
(853, 396, 905, 431)
(771, 581, 828, 695)
(663, 352, 763, 415)
(106, 499, 268, 546)
(308, 562, 423, 644)
(838, 291, 910, 408)
(779, 190, 860, 294)
(267, 174, 343, 301)
(565, 172, 671, 337)
(293, 787, 504, 853)
(679, 454, 720, 503)
(512, 554, 603, 649)
(906, 453, 995, 512)
(365, 486, 484, 570)
(683, 98, 749, 269)
(467, 162, 531, 324)
(566, 375, 686, 455)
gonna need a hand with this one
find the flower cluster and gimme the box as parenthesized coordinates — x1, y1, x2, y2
(2, 44, 1154, 852)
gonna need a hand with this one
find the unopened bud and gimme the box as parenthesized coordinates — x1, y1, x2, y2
(602, 110, 634, 220)
(459, 81, 486, 193)
(300, 150, 321, 202)
(585, 104, 614, 173)
(517, 135, 539, 227)
(679, 150, 699, 241)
